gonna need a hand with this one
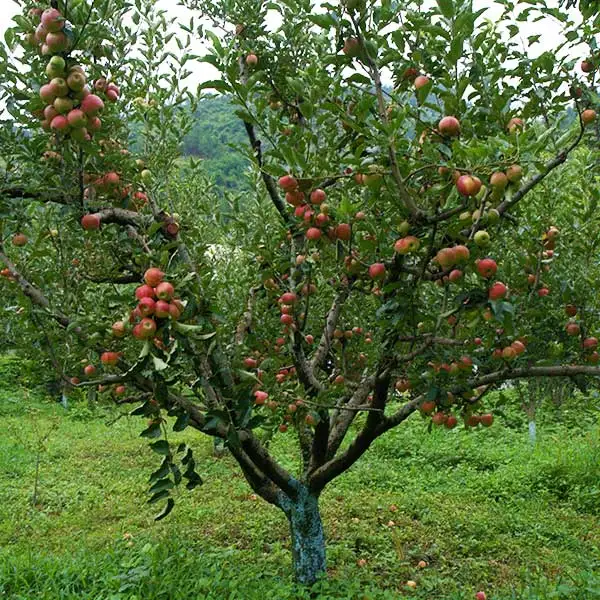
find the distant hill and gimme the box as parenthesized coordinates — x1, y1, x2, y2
(182, 95, 248, 191)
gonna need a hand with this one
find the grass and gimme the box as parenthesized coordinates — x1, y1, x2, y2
(0, 356, 599, 599)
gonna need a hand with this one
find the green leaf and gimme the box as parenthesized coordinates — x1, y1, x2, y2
(155, 498, 175, 521)
(150, 440, 171, 455)
(173, 412, 190, 432)
(148, 489, 170, 504)
(149, 477, 175, 494)
(436, 0, 454, 18)
(152, 355, 169, 371)
(140, 422, 162, 439)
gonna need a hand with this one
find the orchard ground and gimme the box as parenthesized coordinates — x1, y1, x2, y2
(0, 356, 598, 600)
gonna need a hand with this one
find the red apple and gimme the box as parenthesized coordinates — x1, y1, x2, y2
(477, 258, 497, 278)
(310, 188, 326, 204)
(100, 351, 119, 366)
(395, 235, 420, 255)
(369, 263, 386, 279)
(155, 281, 174, 301)
(144, 268, 164, 287)
(414, 75, 430, 89)
(138, 297, 156, 316)
(336, 223, 352, 241)
(81, 94, 104, 116)
(306, 227, 322, 241)
(41, 8, 64, 32)
(438, 116, 460, 137)
(456, 174, 482, 197)
(112, 321, 126, 337)
(566, 322, 580, 336)
(81, 214, 101, 230)
(84, 364, 96, 377)
(582, 109, 596, 125)
(489, 281, 508, 301)
(278, 175, 298, 191)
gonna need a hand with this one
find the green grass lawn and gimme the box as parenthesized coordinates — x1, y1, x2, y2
(0, 361, 599, 599)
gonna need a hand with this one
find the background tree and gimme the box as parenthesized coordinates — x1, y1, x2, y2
(1, 0, 600, 586)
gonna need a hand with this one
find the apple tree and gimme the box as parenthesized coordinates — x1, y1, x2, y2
(2, 0, 600, 586)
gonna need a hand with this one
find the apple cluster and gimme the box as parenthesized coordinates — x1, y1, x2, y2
(110, 268, 184, 343)
(29, 7, 106, 141)
(279, 176, 353, 243)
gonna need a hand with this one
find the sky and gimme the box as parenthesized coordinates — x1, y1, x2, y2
(0, 0, 583, 101)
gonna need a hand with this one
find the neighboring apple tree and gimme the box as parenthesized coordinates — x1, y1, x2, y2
(1, 0, 600, 586)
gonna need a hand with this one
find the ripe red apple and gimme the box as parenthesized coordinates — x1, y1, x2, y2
(135, 284, 155, 300)
(306, 227, 322, 241)
(445, 415, 458, 429)
(41, 8, 64, 32)
(507, 117, 524, 133)
(154, 300, 171, 318)
(244, 357, 258, 368)
(81, 214, 101, 230)
(475, 592, 487, 600)
(112, 321, 126, 337)
(310, 188, 326, 204)
(84, 364, 96, 377)
(67, 109, 87, 128)
(45, 31, 68, 53)
(582, 109, 596, 125)
(342, 37, 361, 57)
(537, 287, 550, 297)
(285, 191, 304, 206)
(432, 412, 447, 426)
(101, 351, 120, 366)
(456, 174, 482, 197)
(81, 94, 104, 116)
(511, 340, 526, 355)
(245, 53, 258, 67)
(144, 268, 164, 287)
(395, 235, 420, 255)
(565, 304, 577, 317)
(87, 116, 101, 132)
(581, 59, 594, 73)
(489, 281, 508, 301)
(490, 171, 508, 189)
(477, 258, 497, 278)
(438, 116, 460, 137)
(369, 262, 386, 279)
(305, 334, 314, 344)
(12, 233, 28, 247)
(50, 115, 69, 131)
(138, 297, 156, 316)
(334, 223, 351, 241)
(448, 269, 463, 282)
(254, 390, 269, 404)
(281, 292, 297, 304)
(435, 247, 457, 268)
(583, 337, 598, 350)
(506, 164, 523, 183)
(279, 174, 298, 191)
(566, 322, 580, 336)
(70, 377, 81, 385)
(155, 281, 174, 301)
(138, 318, 157, 339)
(414, 75, 430, 89)
(480, 413, 494, 427)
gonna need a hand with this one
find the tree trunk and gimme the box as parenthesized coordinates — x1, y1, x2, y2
(280, 488, 326, 585)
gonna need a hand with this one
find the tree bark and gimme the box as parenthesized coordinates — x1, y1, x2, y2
(279, 487, 326, 585)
